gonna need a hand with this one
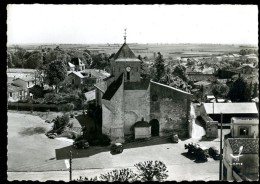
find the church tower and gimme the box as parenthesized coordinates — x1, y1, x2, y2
(110, 29, 142, 83)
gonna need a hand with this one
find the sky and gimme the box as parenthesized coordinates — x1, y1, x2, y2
(7, 4, 258, 45)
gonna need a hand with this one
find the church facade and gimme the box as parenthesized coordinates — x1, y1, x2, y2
(95, 42, 192, 143)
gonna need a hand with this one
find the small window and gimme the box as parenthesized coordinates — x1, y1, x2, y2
(72, 79, 75, 84)
(28, 82, 30, 87)
(127, 71, 130, 80)
(9, 92, 12, 97)
(240, 127, 249, 136)
(20, 91, 22, 95)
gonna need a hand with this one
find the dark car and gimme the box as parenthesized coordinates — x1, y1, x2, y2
(208, 146, 220, 160)
(111, 143, 123, 154)
(73, 139, 89, 149)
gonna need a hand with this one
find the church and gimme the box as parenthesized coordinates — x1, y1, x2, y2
(95, 36, 192, 143)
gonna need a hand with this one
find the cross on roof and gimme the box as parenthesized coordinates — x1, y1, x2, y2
(124, 28, 127, 43)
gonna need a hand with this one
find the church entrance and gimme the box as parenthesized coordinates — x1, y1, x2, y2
(149, 119, 159, 136)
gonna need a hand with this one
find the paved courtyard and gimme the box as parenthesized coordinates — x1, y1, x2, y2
(7, 112, 230, 181)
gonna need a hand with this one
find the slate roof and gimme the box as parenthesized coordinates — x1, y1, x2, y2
(102, 73, 124, 100)
(228, 138, 259, 154)
(203, 102, 258, 114)
(113, 43, 140, 62)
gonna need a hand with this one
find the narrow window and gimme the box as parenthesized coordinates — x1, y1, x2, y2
(240, 127, 249, 136)
(72, 79, 75, 84)
(127, 71, 130, 80)
(28, 82, 30, 87)
(9, 92, 12, 97)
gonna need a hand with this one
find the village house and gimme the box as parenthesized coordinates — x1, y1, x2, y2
(95, 41, 192, 143)
(7, 84, 27, 102)
(223, 117, 259, 181)
(67, 62, 75, 72)
(70, 57, 86, 71)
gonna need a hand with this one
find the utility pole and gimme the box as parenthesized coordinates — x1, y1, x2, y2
(219, 112, 223, 181)
(70, 151, 72, 181)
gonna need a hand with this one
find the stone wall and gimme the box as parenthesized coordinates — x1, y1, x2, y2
(124, 85, 150, 135)
(150, 81, 192, 137)
(101, 77, 125, 143)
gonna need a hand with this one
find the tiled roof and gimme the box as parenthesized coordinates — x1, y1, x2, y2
(102, 73, 124, 100)
(203, 102, 258, 114)
(228, 138, 259, 154)
(113, 43, 139, 61)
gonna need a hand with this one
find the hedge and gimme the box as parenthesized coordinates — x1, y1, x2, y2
(8, 102, 62, 112)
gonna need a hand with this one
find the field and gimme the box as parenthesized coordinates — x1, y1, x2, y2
(8, 43, 258, 59)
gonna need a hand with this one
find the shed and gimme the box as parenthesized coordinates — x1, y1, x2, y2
(134, 118, 151, 139)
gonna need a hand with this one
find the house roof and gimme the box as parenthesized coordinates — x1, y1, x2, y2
(188, 73, 216, 82)
(228, 138, 259, 154)
(102, 73, 124, 100)
(194, 80, 212, 86)
(8, 84, 23, 92)
(67, 62, 75, 67)
(71, 57, 84, 66)
(13, 76, 35, 82)
(134, 118, 150, 127)
(68, 71, 85, 79)
(7, 68, 36, 73)
(203, 102, 258, 114)
(113, 43, 140, 62)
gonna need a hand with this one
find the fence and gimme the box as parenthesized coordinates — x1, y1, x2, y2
(8, 102, 61, 112)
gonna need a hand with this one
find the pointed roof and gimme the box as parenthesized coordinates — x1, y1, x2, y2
(113, 43, 140, 62)
(102, 73, 124, 100)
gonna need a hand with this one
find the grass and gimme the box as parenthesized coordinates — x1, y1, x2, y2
(19, 127, 47, 136)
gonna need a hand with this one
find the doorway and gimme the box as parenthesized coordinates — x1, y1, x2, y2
(149, 119, 159, 136)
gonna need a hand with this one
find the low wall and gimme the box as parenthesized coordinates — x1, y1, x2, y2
(8, 102, 61, 112)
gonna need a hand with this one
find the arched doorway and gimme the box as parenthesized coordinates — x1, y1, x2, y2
(149, 119, 159, 136)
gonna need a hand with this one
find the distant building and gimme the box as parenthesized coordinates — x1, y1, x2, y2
(70, 57, 85, 71)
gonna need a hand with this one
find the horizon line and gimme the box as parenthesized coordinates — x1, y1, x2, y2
(7, 42, 259, 47)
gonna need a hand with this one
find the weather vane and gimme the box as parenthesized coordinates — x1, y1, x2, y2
(124, 28, 127, 43)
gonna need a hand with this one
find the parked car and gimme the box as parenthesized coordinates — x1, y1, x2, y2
(208, 146, 220, 160)
(172, 133, 179, 143)
(73, 139, 89, 149)
(111, 143, 123, 154)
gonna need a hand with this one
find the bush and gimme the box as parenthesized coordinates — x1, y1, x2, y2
(59, 103, 74, 113)
(100, 168, 138, 182)
(77, 160, 168, 182)
(134, 160, 168, 181)
(44, 93, 62, 104)
(52, 114, 70, 132)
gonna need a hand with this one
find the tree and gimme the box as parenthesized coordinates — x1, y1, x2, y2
(99, 168, 138, 182)
(24, 51, 43, 69)
(45, 60, 67, 93)
(227, 78, 251, 102)
(172, 65, 188, 82)
(152, 52, 165, 82)
(134, 161, 168, 181)
(212, 83, 229, 100)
